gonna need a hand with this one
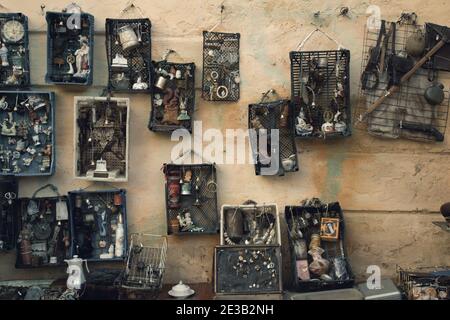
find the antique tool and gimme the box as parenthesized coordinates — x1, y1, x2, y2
(400, 121, 444, 141)
(361, 20, 386, 90)
(360, 32, 448, 120)
(387, 22, 414, 89)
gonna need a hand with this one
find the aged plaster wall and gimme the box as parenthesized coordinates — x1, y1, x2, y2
(0, 0, 449, 285)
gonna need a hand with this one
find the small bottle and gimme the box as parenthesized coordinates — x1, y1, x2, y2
(115, 214, 124, 258)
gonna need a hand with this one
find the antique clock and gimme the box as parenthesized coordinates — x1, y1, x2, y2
(1, 20, 25, 43)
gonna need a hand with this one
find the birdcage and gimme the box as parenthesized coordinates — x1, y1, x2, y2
(119, 233, 167, 296)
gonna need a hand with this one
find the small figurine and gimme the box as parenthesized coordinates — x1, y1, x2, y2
(0, 43, 9, 67)
(73, 36, 90, 78)
(0, 96, 8, 110)
(132, 76, 148, 90)
(1, 113, 17, 136)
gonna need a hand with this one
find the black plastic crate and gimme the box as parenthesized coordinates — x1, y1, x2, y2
(290, 50, 351, 138)
(0, 90, 55, 176)
(45, 12, 94, 85)
(149, 61, 195, 132)
(248, 99, 299, 176)
(285, 201, 355, 292)
(15, 184, 71, 268)
(68, 189, 128, 262)
(0, 177, 18, 251)
(0, 13, 30, 88)
(202, 31, 240, 101)
(105, 18, 152, 93)
(163, 163, 218, 235)
(214, 245, 283, 294)
(397, 266, 450, 300)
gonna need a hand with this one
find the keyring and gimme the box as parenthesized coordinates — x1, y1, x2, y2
(210, 71, 219, 80)
(216, 86, 229, 99)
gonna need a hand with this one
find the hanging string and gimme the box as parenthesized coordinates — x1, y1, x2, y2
(119, 1, 145, 18)
(296, 27, 345, 51)
(208, 3, 225, 33)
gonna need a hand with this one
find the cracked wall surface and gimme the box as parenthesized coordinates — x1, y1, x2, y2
(0, 0, 449, 285)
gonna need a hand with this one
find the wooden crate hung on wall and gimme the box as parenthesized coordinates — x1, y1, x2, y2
(105, 18, 152, 92)
(45, 10, 94, 85)
(202, 31, 240, 101)
(73, 96, 129, 182)
(0, 90, 55, 176)
(248, 96, 299, 176)
(163, 163, 218, 235)
(15, 184, 71, 268)
(0, 13, 30, 88)
(68, 189, 128, 262)
(290, 49, 351, 139)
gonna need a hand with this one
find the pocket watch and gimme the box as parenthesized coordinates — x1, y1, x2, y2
(1, 20, 25, 43)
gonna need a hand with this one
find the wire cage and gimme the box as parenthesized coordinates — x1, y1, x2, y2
(105, 18, 152, 93)
(285, 201, 354, 292)
(0, 13, 30, 88)
(0, 91, 55, 177)
(15, 184, 71, 268)
(220, 203, 281, 246)
(202, 31, 240, 102)
(45, 12, 94, 85)
(397, 266, 450, 300)
(74, 96, 129, 182)
(163, 163, 218, 235)
(248, 99, 299, 176)
(148, 61, 195, 133)
(0, 178, 18, 251)
(119, 233, 168, 294)
(356, 20, 450, 142)
(68, 189, 128, 262)
(214, 245, 283, 295)
(290, 50, 351, 139)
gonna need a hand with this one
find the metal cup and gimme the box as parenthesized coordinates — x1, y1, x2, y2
(117, 25, 140, 51)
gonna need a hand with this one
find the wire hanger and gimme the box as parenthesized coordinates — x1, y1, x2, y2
(208, 2, 226, 33)
(296, 26, 345, 51)
(119, 1, 145, 18)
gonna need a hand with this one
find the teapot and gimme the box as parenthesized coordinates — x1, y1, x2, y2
(65, 255, 89, 290)
(424, 83, 445, 106)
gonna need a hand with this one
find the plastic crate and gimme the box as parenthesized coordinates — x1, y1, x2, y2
(285, 201, 355, 292)
(397, 266, 450, 300)
(0, 177, 18, 251)
(290, 50, 351, 139)
(45, 12, 94, 85)
(0, 13, 31, 88)
(214, 245, 283, 295)
(248, 99, 299, 176)
(163, 163, 218, 235)
(68, 189, 128, 262)
(73, 96, 130, 182)
(0, 90, 55, 176)
(220, 203, 281, 246)
(202, 31, 240, 101)
(149, 61, 195, 132)
(15, 184, 71, 268)
(105, 18, 152, 93)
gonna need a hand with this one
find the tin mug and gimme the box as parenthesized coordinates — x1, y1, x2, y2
(117, 25, 140, 51)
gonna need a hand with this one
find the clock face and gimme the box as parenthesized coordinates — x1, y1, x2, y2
(1, 20, 25, 43)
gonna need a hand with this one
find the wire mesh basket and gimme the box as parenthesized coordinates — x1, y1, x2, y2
(397, 266, 450, 300)
(356, 20, 450, 142)
(248, 99, 299, 176)
(202, 31, 240, 101)
(0, 13, 30, 88)
(105, 18, 152, 93)
(45, 12, 94, 85)
(290, 50, 351, 138)
(285, 201, 354, 292)
(148, 61, 195, 133)
(163, 163, 218, 235)
(120, 233, 168, 292)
